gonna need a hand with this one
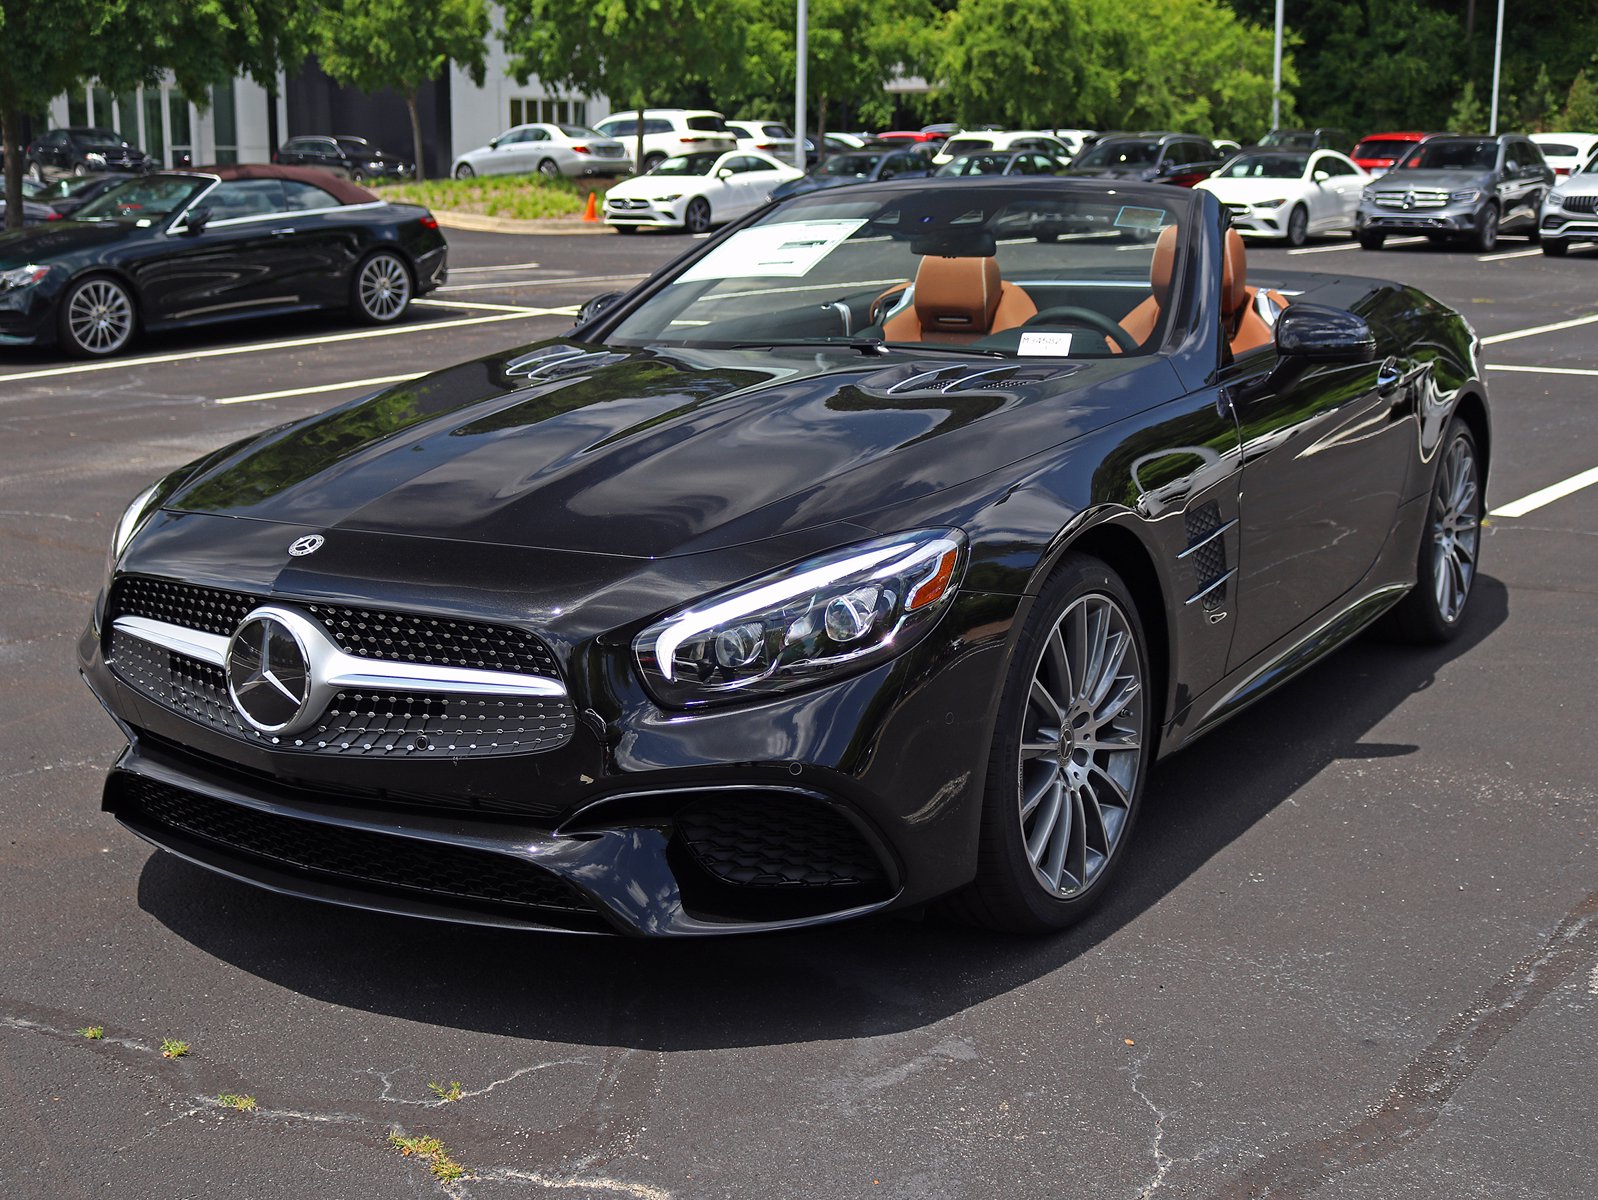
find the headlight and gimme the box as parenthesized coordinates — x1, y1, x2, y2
(634, 528, 967, 707)
(1361, 187, 1376, 202)
(1548, 189, 1566, 206)
(109, 481, 163, 565)
(654, 193, 683, 202)
(0, 264, 49, 291)
(85, 152, 106, 166)
(1450, 188, 1480, 202)
(1253, 198, 1287, 208)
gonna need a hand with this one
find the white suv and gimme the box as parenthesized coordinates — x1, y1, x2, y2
(593, 110, 738, 172)
(932, 130, 1079, 166)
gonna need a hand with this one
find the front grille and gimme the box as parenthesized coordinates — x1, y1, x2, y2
(113, 773, 595, 917)
(108, 628, 575, 756)
(676, 795, 887, 888)
(1560, 194, 1598, 214)
(109, 575, 560, 678)
(606, 198, 649, 210)
(1373, 188, 1448, 209)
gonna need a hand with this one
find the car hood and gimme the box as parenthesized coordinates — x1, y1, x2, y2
(1378, 169, 1492, 190)
(164, 339, 1164, 558)
(0, 219, 137, 267)
(605, 174, 709, 200)
(1196, 178, 1306, 202)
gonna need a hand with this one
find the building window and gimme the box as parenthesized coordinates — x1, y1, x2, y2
(509, 98, 587, 128)
(68, 90, 87, 128)
(211, 82, 237, 164)
(169, 95, 193, 167)
(143, 90, 165, 163)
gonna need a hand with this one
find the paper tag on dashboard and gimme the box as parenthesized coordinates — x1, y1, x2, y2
(1017, 331, 1074, 356)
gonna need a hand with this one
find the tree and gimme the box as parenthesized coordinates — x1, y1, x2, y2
(0, 0, 320, 230)
(318, 0, 490, 178)
(1563, 69, 1598, 130)
(1448, 80, 1488, 133)
(501, 0, 753, 174)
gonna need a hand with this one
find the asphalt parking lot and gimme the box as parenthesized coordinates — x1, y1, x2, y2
(2, 223, 1595, 1199)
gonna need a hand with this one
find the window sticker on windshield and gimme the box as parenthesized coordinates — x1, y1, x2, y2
(1114, 205, 1167, 231)
(677, 219, 868, 282)
(1017, 331, 1073, 356)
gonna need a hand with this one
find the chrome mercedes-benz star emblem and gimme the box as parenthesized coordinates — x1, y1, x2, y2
(226, 614, 313, 734)
(288, 533, 324, 557)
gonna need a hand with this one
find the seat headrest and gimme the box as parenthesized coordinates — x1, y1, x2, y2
(1150, 225, 1179, 308)
(914, 255, 1002, 332)
(1221, 227, 1248, 316)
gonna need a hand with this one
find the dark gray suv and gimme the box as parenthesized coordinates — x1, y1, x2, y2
(1356, 134, 1553, 252)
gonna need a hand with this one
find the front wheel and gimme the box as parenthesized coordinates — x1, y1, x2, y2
(1358, 230, 1385, 250)
(1473, 204, 1499, 252)
(1285, 204, 1309, 247)
(683, 196, 712, 234)
(25, 161, 42, 182)
(1380, 419, 1483, 644)
(350, 251, 413, 324)
(350, 168, 366, 184)
(454, 163, 475, 180)
(58, 275, 137, 358)
(1542, 238, 1568, 257)
(613, 224, 638, 235)
(945, 555, 1152, 932)
(72, 163, 88, 178)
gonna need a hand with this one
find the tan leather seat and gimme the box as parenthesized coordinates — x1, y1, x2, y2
(881, 255, 1037, 344)
(1117, 225, 1179, 348)
(1118, 226, 1287, 356)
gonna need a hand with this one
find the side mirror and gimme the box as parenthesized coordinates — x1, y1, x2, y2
(575, 291, 624, 326)
(488, 137, 501, 150)
(1313, 169, 1331, 182)
(717, 167, 734, 179)
(1236, 304, 1375, 402)
(180, 205, 211, 235)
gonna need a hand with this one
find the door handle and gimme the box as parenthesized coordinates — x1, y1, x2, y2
(1376, 356, 1403, 394)
(272, 228, 298, 236)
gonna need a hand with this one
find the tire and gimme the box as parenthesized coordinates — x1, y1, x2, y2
(58, 275, 137, 358)
(1285, 204, 1309, 247)
(1358, 230, 1385, 250)
(613, 224, 639, 235)
(1542, 238, 1568, 257)
(643, 152, 666, 173)
(683, 196, 712, 234)
(350, 168, 366, 184)
(349, 251, 413, 324)
(944, 554, 1153, 932)
(1472, 204, 1499, 253)
(72, 163, 88, 178)
(1380, 419, 1483, 644)
(25, 161, 42, 183)
(454, 163, 474, 180)
(537, 158, 560, 180)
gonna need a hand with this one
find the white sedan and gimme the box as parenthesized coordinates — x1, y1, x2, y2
(1196, 149, 1369, 246)
(452, 123, 631, 179)
(602, 150, 802, 234)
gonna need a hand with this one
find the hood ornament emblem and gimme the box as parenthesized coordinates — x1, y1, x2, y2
(288, 533, 324, 557)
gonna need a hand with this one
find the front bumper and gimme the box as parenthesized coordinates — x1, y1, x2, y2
(1540, 206, 1598, 244)
(80, 572, 1017, 936)
(603, 198, 685, 228)
(1357, 202, 1481, 233)
(0, 277, 61, 346)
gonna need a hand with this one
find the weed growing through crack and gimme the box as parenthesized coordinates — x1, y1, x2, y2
(77, 1026, 104, 1039)
(390, 1132, 467, 1182)
(160, 1038, 190, 1058)
(427, 1080, 464, 1102)
(216, 1094, 258, 1112)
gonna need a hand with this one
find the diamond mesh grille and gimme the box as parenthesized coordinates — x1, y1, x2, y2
(676, 796, 887, 888)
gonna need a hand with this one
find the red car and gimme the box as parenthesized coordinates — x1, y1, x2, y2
(875, 131, 940, 144)
(1351, 131, 1435, 174)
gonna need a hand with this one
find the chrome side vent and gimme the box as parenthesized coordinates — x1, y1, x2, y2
(1179, 501, 1236, 613)
(505, 345, 628, 379)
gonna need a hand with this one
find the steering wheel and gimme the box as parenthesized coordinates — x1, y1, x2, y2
(1024, 306, 1140, 354)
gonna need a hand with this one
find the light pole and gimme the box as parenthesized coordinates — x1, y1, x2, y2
(1271, 0, 1284, 131)
(794, 0, 809, 170)
(1489, 0, 1505, 134)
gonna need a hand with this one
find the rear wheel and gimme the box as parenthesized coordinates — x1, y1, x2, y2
(350, 251, 413, 324)
(643, 152, 666, 172)
(1381, 419, 1482, 644)
(1358, 230, 1385, 250)
(946, 555, 1152, 932)
(1285, 204, 1309, 247)
(683, 196, 713, 234)
(1472, 204, 1499, 252)
(58, 275, 137, 358)
(538, 158, 560, 179)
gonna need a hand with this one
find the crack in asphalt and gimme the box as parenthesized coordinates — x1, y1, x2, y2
(1203, 886, 1598, 1199)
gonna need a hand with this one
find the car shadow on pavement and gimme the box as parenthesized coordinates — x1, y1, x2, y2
(137, 576, 1509, 1051)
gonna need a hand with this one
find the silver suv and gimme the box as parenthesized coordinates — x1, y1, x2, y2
(1355, 134, 1553, 252)
(1539, 148, 1598, 256)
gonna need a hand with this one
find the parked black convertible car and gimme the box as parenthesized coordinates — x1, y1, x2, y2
(0, 164, 446, 357)
(82, 179, 1489, 936)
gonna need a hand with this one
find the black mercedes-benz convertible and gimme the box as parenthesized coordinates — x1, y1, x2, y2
(81, 179, 1488, 936)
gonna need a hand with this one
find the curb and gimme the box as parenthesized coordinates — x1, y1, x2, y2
(434, 210, 614, 236)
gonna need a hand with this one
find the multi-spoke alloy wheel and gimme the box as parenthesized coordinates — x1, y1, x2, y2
(1382, 418, 1484, 644)
(950, 554, 1153, 931)
(1430, 432, 1480, 623)
(1017, 593, 1145, 898)
(60, 277, 135, 357)
(353, 252, 412, 323)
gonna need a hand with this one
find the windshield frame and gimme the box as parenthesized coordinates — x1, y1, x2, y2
(1074, 139, 1161, 169)
(71, 172, 216, 226)
(1214, 152, 1312, 180)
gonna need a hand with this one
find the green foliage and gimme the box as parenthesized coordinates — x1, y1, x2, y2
(377, 173, 591, 220)
(1564, 70, 1598, 130)
(160, 1037, 189, 1058)
(389, 1133, 466, 1181)
(216, 1093, 258, 1111)
(76, 1026, 104, 1039)
(1448, 81, 1488, 134)
(1517, 64, 1560, 132)
(427, 1080, 463, 1102)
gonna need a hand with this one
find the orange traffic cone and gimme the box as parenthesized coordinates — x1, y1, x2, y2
(582, 191, 599, 222)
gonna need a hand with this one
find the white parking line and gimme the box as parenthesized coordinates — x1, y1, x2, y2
(1487, 363, 1598, 377)
(0, 309, 563, 386)
(214, 373, 426, 405)
(1286, 237, 1426, 255)
(1490, 464, 1598, 517)
(1481, 312, 1598, 345)
(1478, 248, 1543, 262)
(414, 297, 547, 314)
(445, 261, 543, 274)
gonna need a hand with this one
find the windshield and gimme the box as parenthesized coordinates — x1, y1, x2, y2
(72, 127, 122, 146)
(1397, 138, 1498, 171)
(937, 154, 1011, 176)
(1260, 131, 1317, 148)
(943, 138, 995, 155)
(74, 175, 206, 221)
(1216, 153, 1309, 179)
(819, 153, 882, 177)
(335, 137, 375, 154)
(652, 153, 721, 176)
(1352, 139, 1416, 161)
(1074, 140, 1159, 168)
(605, 185, 1187, 359)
